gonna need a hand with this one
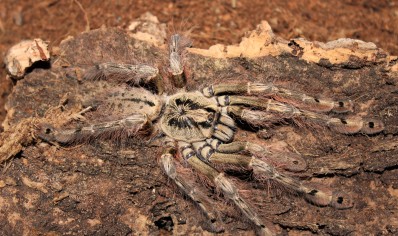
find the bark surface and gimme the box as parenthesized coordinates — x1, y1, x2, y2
(1, 14, 397, 235)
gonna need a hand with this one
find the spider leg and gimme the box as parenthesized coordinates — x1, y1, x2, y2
(213, 140, 306, 172)
(168, 34, 192, 88)
(84, 62, 163, 92)
(224, 100, 383, 134)
(203, 82, 384, 134)
(160, 148, 224, 233)
(37, 113, 152, 144)
(178, 141, 274, 235)
(203, 82, 353, 113)
(206, 148, 353, 210)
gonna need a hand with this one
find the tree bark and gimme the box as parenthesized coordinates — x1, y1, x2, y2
(1, 13, 397, 235)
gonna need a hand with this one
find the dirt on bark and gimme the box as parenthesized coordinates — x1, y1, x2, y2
(1, 3, 398, 236)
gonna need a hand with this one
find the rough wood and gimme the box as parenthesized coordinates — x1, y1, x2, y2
(1, 13, 397, 235)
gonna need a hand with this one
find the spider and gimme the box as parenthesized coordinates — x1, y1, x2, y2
(36, 34, 384, 235)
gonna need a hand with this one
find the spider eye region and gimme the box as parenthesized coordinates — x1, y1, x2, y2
(161, 92, 218, 142)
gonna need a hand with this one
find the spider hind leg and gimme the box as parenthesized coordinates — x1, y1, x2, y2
(160, 148, 225, 233)
(178, 141, 274, 235)
(208, 148, 353, 209)
(214, 140, 307, 173)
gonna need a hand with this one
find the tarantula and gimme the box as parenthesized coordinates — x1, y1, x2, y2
(37, 34, 384, 235)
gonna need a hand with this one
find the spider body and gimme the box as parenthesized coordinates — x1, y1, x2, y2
(36, 34, 385, 236)
(161, 91, 220, 142)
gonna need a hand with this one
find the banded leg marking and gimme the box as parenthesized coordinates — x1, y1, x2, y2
(207, 83, 383, 134)
(216, 141, 306, 172)
(212, 108, 236, 143)
(203, 82, 353, 113)
(178, 142, 273, 235)
(302, 110, 384, 134)
(37, 114, 151, 144)
(160, 149, 219, 225)
(205, 150, 352, 209)
(227, 105, 384, 134)
(250, 158, 353, 209)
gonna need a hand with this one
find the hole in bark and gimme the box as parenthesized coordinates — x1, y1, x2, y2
(25, 60, 51, 74)
(337, 196, 344, 204)
(338, 101, 344, 107)
(340, 118, 348, 124)
(308, 189, 318, 196)
(154, 216, 174, 231)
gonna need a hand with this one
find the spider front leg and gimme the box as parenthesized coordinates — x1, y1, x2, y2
(203, 82, 353, 113)
(224, 98, 383, 134)
(203, 82, 384, 134)
(37, 113, 152, 144)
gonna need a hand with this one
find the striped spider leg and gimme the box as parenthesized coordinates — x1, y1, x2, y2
(203, 82, 384, 134)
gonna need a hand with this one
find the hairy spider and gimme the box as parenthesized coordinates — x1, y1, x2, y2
(36, 34, 384, 235)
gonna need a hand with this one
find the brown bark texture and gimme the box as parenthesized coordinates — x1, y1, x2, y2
(1, 13, 398, 235)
